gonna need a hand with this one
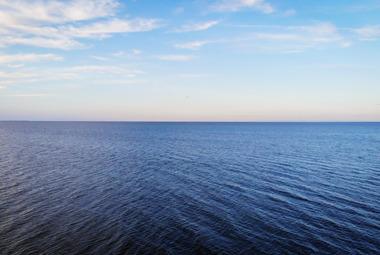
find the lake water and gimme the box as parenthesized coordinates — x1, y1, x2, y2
(0, 122, 379, 255)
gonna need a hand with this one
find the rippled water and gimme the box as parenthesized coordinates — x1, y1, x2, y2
(0, 122, 379, 255)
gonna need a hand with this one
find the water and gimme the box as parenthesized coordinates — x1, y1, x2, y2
(0, 122, 379, 255)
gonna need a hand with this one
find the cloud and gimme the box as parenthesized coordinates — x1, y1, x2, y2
(0, 70, 38, 80)
(255, 23, 340, 42)
(131, 49, 142, 55)
(260, 23, 346, 43)
(7, 64, 25, 68)
(232, 22, 352, 53)
(0, 36, 82, 50)
(0, 0, 118, 25)
(211, 0, 274, 14)
(91, 55, 109, 61)
(174, 20, 220, 32)
(0, 0, 160, 49)
(0, 69, 51, 89)
(174, 41, 210, 50)
(68, 65, 143, 77)
(157, 55, 195, 61)
(354, 25, 380, 40)
(112, 49, 142, 57)
(0, 53, 63, 64)
(61, 18, 160, 38)
(0, 65, 144, 89)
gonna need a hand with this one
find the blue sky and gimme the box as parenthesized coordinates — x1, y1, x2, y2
(0, 0, 379, 121)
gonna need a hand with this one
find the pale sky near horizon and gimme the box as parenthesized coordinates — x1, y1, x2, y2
(0, 0, 379, 121)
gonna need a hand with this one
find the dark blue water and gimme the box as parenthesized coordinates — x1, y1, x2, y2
(0, 122, 379, 255)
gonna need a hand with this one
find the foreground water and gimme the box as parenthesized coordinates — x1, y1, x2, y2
(0, 122, 379, 255)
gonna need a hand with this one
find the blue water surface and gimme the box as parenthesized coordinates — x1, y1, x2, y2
(0, 122, 379, 255)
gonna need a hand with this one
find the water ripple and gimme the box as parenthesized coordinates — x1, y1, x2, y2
(0, 122, 379, 255)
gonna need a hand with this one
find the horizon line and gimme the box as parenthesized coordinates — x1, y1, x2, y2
(1, 120, 379, 123)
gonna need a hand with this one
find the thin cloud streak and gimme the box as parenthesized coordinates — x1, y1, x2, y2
(173, 22, 353, 53)
(174, 41, 211, 50)
(0, 0, 161, 49)
(216, 22, 353, 53)
(0, 53, 63, 64)
(354, 25, 380, 40)
(157, 55, 195, 61)
(211, 0, 274, 14)
(0, 65, 144, 89)
(0, 0, 119, 24)
(173, 20, 220, 32)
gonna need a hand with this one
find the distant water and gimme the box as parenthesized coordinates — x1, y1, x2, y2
(0, 122, 379, 255)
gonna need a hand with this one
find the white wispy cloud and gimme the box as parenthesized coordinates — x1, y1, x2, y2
(174, 41, 211, 50)
(255, 23, 339, 41)
(91, 49, 143, 62)
(131, 49, 142, 55)
(211, 0, 274, 14)
(91, 55, 109, 61)
(68, 65, 143, 77)
(174, 20, 220, 32)
(354, 25, 380, 40)
(0, 36, 82, 50)
(61, 18, 160, 38)
(7, 64, 25, 68)
(0, 0, 160, 49)
(0, 65, 144, 89)
(231, 22, 352, 53)
(157, 55, 195, 61)
(0, 0, 119, 24)
(0, 69, 52, 89)
(0, 53, 63, 64)
(112, 49, 142, 57)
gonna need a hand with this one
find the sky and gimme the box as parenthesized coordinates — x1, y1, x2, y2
(0, 0, 379, 121)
